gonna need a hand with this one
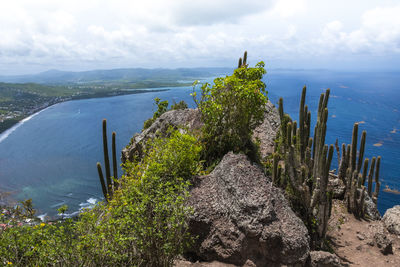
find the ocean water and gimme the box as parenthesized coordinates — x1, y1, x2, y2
(0, 70, 399, 217)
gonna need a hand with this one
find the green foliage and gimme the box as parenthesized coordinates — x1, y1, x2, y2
(0, 129, 201, 266)
(143, 97, 169, 129)
(57, 205, 69, 220)
(20, 199, 35, 219)
(0, 218, 78, 266)
(78, 129, 202, 266)
(170, 100, 188, 110)
(192, 61, 268, 162)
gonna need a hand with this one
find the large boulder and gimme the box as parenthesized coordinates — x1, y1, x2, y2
(187, 152, 310, 266)
(252, 100, 280, 160)
(383, 205, 400, 236)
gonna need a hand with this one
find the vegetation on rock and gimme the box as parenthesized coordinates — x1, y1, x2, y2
(192, 51, 268, 163)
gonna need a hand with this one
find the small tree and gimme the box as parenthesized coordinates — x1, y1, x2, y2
(193, 58, 267, 162)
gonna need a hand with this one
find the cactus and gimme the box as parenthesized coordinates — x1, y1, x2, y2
(350, 123, 359, 172)
(373, 156, 381, 203)
(97, 119, 119, 201)
(112, 131, 119, 190)
(102, 119, 112, 195)
(274, 87, 333, 248)
(97, 163, 107, 200)
(357, 131, 366, 173)
(243, 51, 248, 66)
(238, 57, 242, 68)
(237, 51, 248, 68)
(278, 97, 284, 121)
(272, 153, 280, 184)
(336, 122, 382, 217)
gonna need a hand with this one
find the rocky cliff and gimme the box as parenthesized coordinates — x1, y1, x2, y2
(124, 103, 400, 267)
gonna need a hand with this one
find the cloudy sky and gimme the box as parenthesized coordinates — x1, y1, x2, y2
(1, 0, 399, 75)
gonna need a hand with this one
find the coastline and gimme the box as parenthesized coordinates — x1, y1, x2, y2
(0, 88, 170, 136)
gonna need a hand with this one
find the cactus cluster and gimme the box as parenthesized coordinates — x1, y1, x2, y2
(337, 123, 381, 218)
(274, 85, 383, 245)
(274, 86, 333, 246)
(237, 51, 248, 68)
(97, 119, 119, 202)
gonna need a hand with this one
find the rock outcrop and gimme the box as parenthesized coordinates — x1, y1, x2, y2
(121, 108, 203, 163)
(364, 193, 381, 220)
(187, 152, 310, 266)
(252, 100, 280, 159)
(373, 223, 394, 255)
(383, 205, 400, 236)
(309, 251, 343, 267)
(122, 101, 280, 164)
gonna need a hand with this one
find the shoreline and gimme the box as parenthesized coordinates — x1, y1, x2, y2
(0, 88, 170, 137)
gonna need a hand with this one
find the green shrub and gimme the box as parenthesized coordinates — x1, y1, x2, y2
(77, 129, 202, 266)
(192, 62, 268, 163)
(170, 100, 188, 110)
(0, 219, 79, 266)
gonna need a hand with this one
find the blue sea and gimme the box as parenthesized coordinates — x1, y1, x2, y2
(0, 70, 399, 217)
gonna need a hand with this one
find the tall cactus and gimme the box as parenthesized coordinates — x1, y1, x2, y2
(274, 87, 333, 248)
(102, 119, 112, 196)
(238, 58, 242, 68)
(336, 122, 382, 217)
(97, 119, 119, 201)
(237, 51, 248, 68)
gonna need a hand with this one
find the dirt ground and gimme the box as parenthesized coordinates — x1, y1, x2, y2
(328, 200, 400, 266)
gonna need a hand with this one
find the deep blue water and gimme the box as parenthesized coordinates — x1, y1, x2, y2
(0, 70, 399, 217)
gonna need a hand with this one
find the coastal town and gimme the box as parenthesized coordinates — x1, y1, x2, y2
(0, 96, 70, 123)
(0, 84, 74, 133)
(0, 82, 172, 133)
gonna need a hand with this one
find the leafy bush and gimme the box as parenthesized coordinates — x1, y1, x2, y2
(0, 219, 78, 266)
(77, 129, 202, 266)
(170, 100, 188, 110)
(0, 129, 201, 267)
(192, 62, 268, 162)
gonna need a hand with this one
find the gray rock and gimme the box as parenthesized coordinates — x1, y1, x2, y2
(121, 108, 203, 163)
(252, 100, 281, 160)
(382, 205, 400, 236)
(187, 152, 310, 267)
(363, 193, 381, 220)
(328, 174, 345, 199)
(309, 251, 343, 267)
(374, 225, 393, 255)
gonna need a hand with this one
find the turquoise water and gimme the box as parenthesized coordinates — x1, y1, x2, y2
(0, 70, 399, 217)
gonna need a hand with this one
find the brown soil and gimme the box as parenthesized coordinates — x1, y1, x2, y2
(328, 200, 400, 266)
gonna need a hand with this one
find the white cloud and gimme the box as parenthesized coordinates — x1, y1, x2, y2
(269, 0, 307, 18)
(170, 0, 276, 25)
(0, 0, 399, 74)
(315, 5, 400, 56)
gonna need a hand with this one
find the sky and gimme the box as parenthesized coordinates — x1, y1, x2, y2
(0, 0, 399, 75)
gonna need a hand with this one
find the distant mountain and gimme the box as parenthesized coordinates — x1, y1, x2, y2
(0, 68, 233, 85)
